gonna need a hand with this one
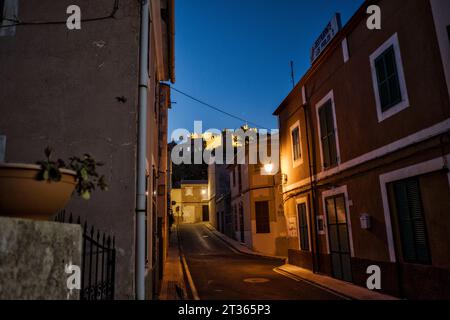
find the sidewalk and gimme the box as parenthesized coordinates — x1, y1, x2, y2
(274, 264, 398, 300)
(159, 225, 187, 300)
(204, 223, 287, 261)
(204, 223, 395, 300)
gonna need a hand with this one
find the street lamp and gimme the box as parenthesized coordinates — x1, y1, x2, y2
(264, 163, 274, 174)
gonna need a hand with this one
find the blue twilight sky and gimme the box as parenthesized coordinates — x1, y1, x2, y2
(168, 0, 364, 136)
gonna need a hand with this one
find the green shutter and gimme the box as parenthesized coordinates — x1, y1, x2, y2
(291, 127, 300, 161)
(393, 178, 430, 264)
(297, 203, 309, 251)
(375, 46, 402, 111)
(319, 105, 329, 168)
(319, 101, 338, 168)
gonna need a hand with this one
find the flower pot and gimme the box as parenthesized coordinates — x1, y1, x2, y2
(0, 163, 76, 220)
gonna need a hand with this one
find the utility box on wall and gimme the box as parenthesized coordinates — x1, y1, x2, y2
(360, 213, 372, 230)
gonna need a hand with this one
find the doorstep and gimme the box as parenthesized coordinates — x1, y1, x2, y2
(274, 264, 398, 300)
(204, 223, 287, 262)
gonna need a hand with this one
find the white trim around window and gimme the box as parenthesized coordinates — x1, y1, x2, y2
(290, 120, 303, 168)
(282, 118, 450, 193)
(295, 197, 312, 252)
(321, 185, 354, 257)
(379, 155, 450, 262)
(342, 37, 349, 63)
(430, 0, 450, 101)
(0, 0, 18, 37)
(315, 90, 341, 170)
(369, 33, 410, 123)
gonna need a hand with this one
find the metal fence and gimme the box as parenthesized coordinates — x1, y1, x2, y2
(55, 211, 116, 300)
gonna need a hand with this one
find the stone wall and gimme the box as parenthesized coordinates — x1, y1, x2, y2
(0, 217, 82, 300)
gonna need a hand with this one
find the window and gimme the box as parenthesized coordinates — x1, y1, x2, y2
(290, 121, 303, 167)
(370, 33, 409, 122)
(0, 0, 18, 37)
(374, 46, 402, 111)
(318, 100, 338, 168)
(447, 25, 450, 45)
(255, 201, 270, 233)
(0, 0, 4, 24)
(297, 202, 310, 251)
(392, 177, 430, 264)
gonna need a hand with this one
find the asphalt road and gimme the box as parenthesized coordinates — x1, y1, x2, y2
(178, 223, 343, 300)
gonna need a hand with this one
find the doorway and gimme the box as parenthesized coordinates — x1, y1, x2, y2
(325, 194, 352, 282)
(202, 205, 209, 222)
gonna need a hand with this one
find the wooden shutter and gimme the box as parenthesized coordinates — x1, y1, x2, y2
(255, 201, 270, 233)
(291, 127, 300, 161)
(319, 101, 337, 168)
(375, 46, 402, 111)
(297, 203, 310, 251)
(393, 178, 430, 264)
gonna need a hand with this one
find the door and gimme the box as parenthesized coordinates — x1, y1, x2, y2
(325, 194, 352, 282)
(202, 205, 209, 222)
(297, 203, 310, 251)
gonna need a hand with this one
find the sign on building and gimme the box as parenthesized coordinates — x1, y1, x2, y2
(287, 216, 298, 237)
(310, 13, 342, 63)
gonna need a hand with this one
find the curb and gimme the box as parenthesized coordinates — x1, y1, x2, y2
(274, 264, 398, 301)
(203, 223, 287, 263)
(273, 266, 352, 300)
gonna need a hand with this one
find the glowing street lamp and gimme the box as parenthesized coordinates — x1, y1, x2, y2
(264, 163, 274, 174)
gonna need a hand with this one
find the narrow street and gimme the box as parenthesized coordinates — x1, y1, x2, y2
(178, 223, 343, 300)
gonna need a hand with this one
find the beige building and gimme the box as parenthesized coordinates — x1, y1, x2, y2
(228, 144, 288, 257)
(171, 180, 209, 224)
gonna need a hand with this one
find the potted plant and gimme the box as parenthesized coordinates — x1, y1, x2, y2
(0, 147, 107, 220)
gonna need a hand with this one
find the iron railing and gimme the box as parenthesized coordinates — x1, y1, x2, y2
(55, 211, 116, 300)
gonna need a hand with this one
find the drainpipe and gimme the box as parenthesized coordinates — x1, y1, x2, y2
(136, 0, 150, 300)
(303, 103, 321, 274)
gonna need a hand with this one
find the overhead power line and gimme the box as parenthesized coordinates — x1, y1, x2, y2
(170, 86, 269, 130)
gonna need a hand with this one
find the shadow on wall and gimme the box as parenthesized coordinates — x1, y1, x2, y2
(275, 237, 289, 257)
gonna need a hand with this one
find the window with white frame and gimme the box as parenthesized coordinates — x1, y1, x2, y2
(290, 121, 303, 167)
(369, 33, 409, 122)
(0, 0, 18, 37)
(316, 91, 340, 170)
